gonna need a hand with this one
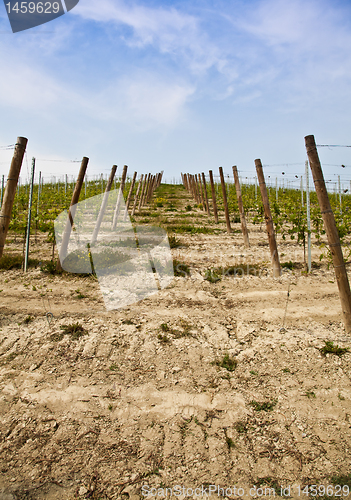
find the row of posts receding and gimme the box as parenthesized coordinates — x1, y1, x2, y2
(182, 140, 351, 333)
(0, 137, 163, 272)
(1, 136, 351, 333)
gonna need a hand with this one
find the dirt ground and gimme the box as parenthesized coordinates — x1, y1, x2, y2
(1, 188, 351, 500)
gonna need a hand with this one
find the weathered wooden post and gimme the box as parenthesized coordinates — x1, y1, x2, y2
(147, 174, 157, 202)
(194, 174, 200, 204)
(91, 165, 117, 244)
(138, 174, 148, 211)
(0, 137, 28, 260)
(112, 165, 128, 228)
(232, 165, 250, 247)
(123, 171, 137, 221)
(219, 167, 232, 233)
(131, 174, 144, 217)
(197, 174, 206, 211)
(209, 170, 218, 223)
(201, 172, 210, 216)
(190, 175, 196, 201)
(141, 173, 151, 208)
(305, 134, 351, 332)
(255, 159, 281, 278)
(57, 157, 89, 269)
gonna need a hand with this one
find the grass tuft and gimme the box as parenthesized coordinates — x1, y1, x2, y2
(212, 353, 237, 372)
(60, 322, 87, 339)
(320, 341, 349, 357)
(249, 399, 277, 412)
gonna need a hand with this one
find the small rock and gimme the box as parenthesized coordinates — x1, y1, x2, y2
(79, 486, 88, 496)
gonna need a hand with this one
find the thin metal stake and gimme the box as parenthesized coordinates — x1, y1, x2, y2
(24, 157, 35, 272)
(305, 160, 311, 273)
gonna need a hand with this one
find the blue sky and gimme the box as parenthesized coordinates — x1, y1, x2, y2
(0, 0, 351, 189)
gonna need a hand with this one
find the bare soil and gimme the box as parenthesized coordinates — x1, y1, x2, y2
(0, 188, 351, 500)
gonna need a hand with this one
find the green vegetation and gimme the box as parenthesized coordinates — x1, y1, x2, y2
(60, 322, 87, 339)
(212, 353, 237, 372)
(320, 341, 350, 356)
(173, 259, 190, 277)
(249, 399, 278, 412)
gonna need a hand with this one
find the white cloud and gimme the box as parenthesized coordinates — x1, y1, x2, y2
(74, 0, 224, 75)
(90, 74, 195, 129)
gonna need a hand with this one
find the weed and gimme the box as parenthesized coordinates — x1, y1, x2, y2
(32, 285, 36, 291)
(108, 404, 113, 411)
(167, 224, 215, 235)
(331, 473, 351, 487)
(250, 370, 258, 376)
(234, 422, 247, 434)
(281, 261, 295, 270)
(74, 288, 86, 299)
(226, 437, 235, 449)
(168, 235, 182, 248)
(185, 204, 192, 211)
(160, 323, 170, 332)
(41, 260, 62, 275)
(338, 393, 346, 401)
(109, 364, 118, 371)
(0, 254, 40, 270)
(173, 260, 190, 277)
(204, 268, 222, 283)
(23, 315, 33, 324)
(253, 478, 280, 495)
(320, 341, 349, 356)
(282, 368, 291, 373)
(304, 390, 316, 399)
(122, 319, 134, 325)
(249, 399, 277, 412)
(157, 334, 170, 343)
(212, 353, 237, 372)
(60, 322, 87, 339)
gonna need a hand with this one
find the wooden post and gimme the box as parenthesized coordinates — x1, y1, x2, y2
(189, 175, 195, 200)
(123, 171, 137, 221)
(255, 159, 281, 278)
(91, 165, 117, 244)
(188, 174, 193, 198)
(197, 174, 206, 211)
(131, 174, 144, 217)
(219, 167, 232, 233)
(157, 171, 163, 188)
(112, 165, 128, 229)
(141, 173, 151, 207)
(305, 134, 351, 332)
(147, 175, 156, 203)
(193, 175, 199, 204)
(57, 157, 89, 269)
(232, 166, 250, 247)
(138, 174, 148, 211)
(209, 170, 218, 223)
(201, 173, 210, 216)
(0, 137, 28, 260)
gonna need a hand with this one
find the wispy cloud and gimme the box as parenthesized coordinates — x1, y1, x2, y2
(74, 0, 224, 75)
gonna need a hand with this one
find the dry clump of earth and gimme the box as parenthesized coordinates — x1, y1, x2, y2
(0, 185, 351, 499)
